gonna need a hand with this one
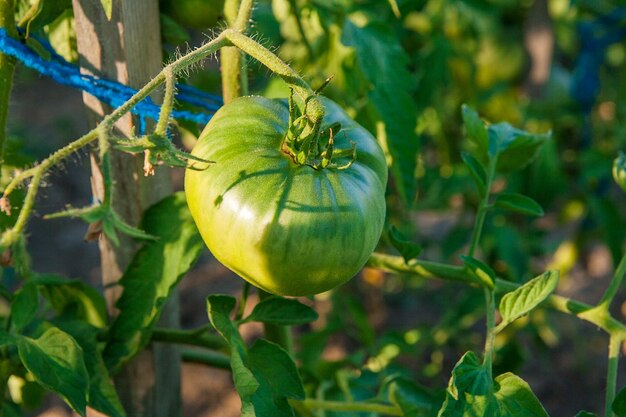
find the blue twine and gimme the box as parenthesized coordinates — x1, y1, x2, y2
(0, 28, 222, 125)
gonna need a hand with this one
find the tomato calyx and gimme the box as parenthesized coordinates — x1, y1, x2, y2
(280, 90, 356, 170)
(112, 133, 213, 175)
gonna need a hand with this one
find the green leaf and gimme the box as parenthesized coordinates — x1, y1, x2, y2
(104, 192, 205, 371)
(343, 17, 420, 206)
(0, 329, 17, 347)
(492, 373, 549, 416)
(34, 274, 107, 328)
(17, 0, 72, 34)
(44, 9, 78, 63)
(575, 412, 598, 417)
(498, 270, 559, 330)
(613, 151, 626, 192)
(54, 320, 126, 417)
(389, 225, 422, 263)
(613, 385, 626, 417)
(100, 0, 113, 20)
(461, 151, 487, 196)
(439, 353, 548, 416)
(160, 13, 190, 45)
(248, 339, 305, 400)
(462, 105, 489, 155)
(243, 297, 318, 326)
(17, 327, 89, 416)
(487, 123, 551, 173)
(493, 193, 544, 217)
(11, 282, 39, 332)
(207, 295, 241, 346)
(207, 296, 302, 417)
(388, 377, 435, 417)
(460, 255, 495, 289)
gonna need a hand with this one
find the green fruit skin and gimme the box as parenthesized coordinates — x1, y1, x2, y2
(162, 0, 224, 30)
(185, 96, 388, 296)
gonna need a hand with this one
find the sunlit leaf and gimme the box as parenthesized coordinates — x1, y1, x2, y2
(104, 193, 205, 371)
(17, 327, 89, 416)
(498, 270, 559, 330)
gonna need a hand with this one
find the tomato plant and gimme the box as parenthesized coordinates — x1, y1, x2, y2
(2, 1, 626, 417)
(185, 95, 388, 296)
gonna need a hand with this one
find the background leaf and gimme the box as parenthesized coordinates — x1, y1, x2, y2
(343, 16, 420, 205)
(613, 385, 626, 417)
(493, 193, 544, 217)
(10, 282, 39, 332)
(389, 225, 422, 263)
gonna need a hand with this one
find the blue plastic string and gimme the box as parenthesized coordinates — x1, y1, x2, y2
(0, 28, 222, 126)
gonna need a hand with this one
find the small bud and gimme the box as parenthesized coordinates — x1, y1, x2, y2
(144, 151, 156, 176)
(614, 151, 626, 192)
(0, 196, 11, 216)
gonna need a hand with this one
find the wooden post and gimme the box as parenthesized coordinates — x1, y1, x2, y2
(71, 1, 181, 416)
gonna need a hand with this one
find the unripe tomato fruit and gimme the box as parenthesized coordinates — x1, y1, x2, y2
(185, 96, 388, 296)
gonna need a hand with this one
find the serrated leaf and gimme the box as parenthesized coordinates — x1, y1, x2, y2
(498, 270, 559, 330)
(343, 17, 419, 206)
(11, 282, 39, 332)
(34, 274, 107, 328)
(493, 193, 544, 217)
(243, 297, 318, 326)
(613, 385, 626, 417)
(439, 353, 548, 417)
(462, 105, 489, 154)
(487, 123, 551, 173)
(461, 255, 495, 289)
(104, 192, 205, 371)
(389, 225, 422, 263)
(100, 0, 113, 20)
(461, 151, 487, 196)
(17, 327, 89, 416)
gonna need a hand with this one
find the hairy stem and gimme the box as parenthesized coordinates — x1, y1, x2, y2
(0, 34, 229, 248)
(605, 335, 622, 417)
(292, 399, 403, 416)
(155, 68, 176, 136)
(223, 30, 314, 100)
(0, 0, 16, 182)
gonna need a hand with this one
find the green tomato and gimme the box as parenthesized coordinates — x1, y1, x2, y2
(185, 96, 388, 296)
